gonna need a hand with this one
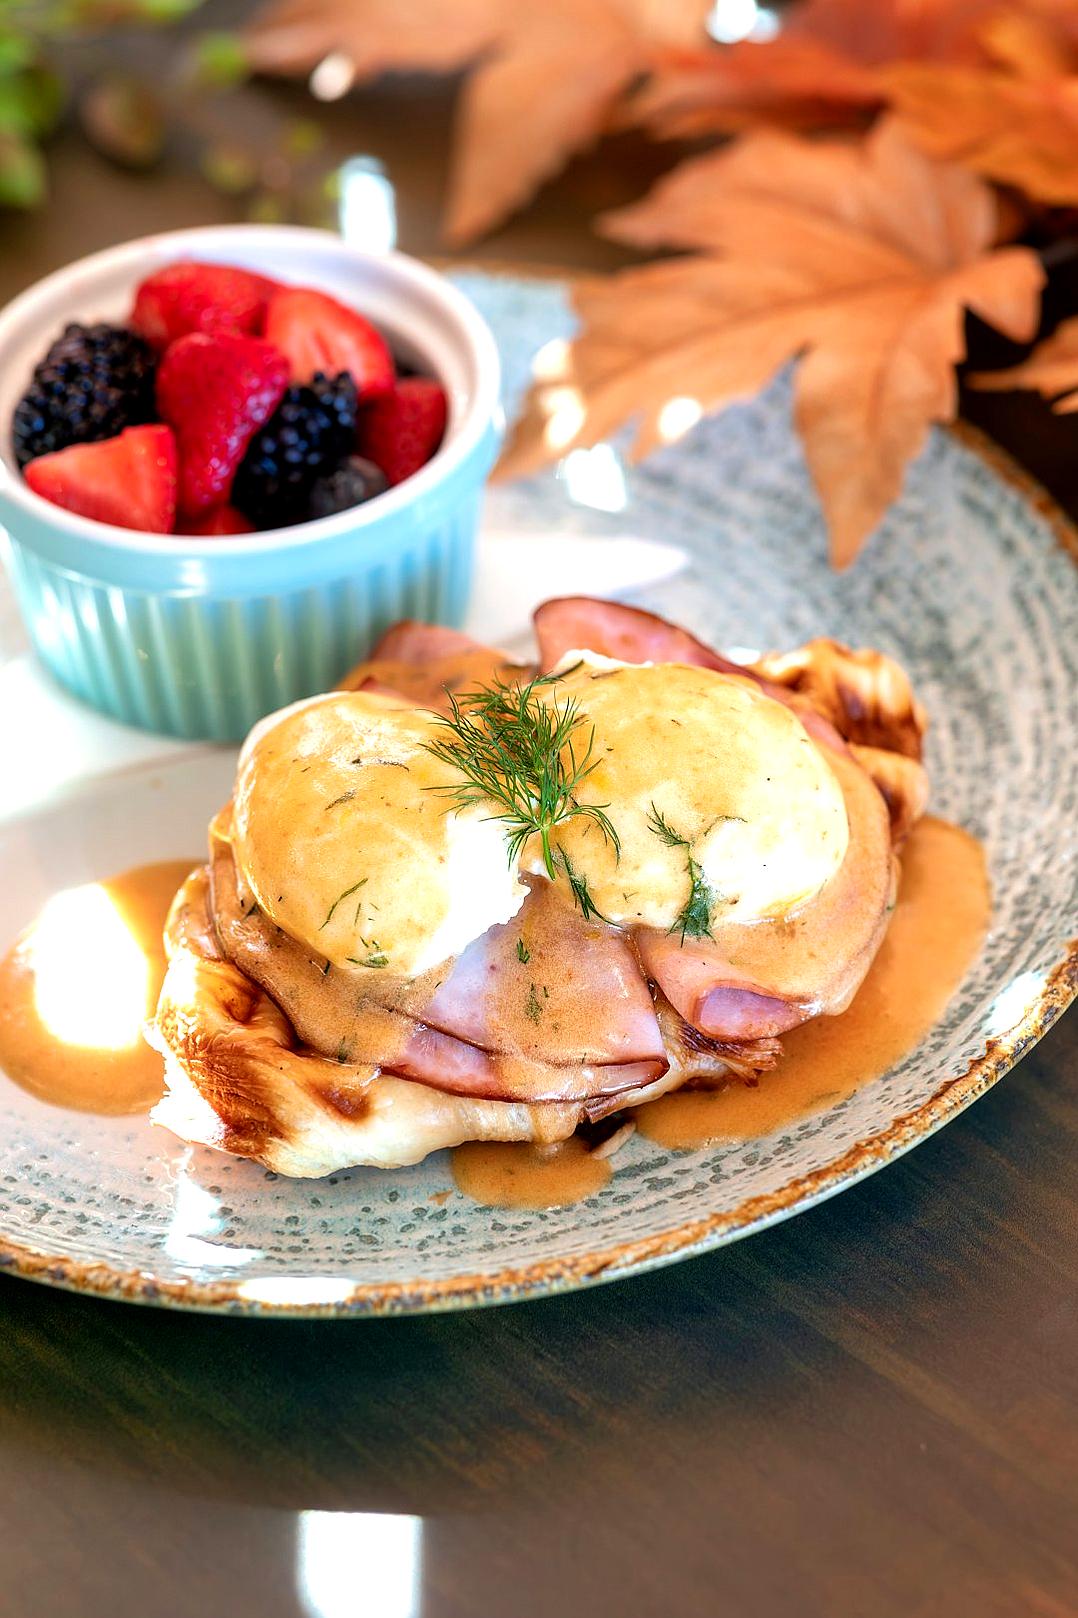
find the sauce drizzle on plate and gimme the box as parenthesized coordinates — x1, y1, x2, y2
(640, 816, 989, 1149)
(454, 817, 989, 1207)
(452, 1135, 613, 1210)
(0, 860, 195, 1116)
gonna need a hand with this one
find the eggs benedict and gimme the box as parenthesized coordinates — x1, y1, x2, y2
(149, 597, 930, 1177)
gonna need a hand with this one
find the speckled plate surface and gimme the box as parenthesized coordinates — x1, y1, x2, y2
(0, 273, 1075, 1316)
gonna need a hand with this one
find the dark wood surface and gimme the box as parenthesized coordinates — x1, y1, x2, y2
(0, 37, 1075, 1618)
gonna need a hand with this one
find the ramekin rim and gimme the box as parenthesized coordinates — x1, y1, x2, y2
(0, 224, 502, 558)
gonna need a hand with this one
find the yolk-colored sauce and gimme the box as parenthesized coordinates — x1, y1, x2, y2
(452, 1136, 613, 1209)
(0, 860, 195, 1116)
(638, 816, 990, 1149)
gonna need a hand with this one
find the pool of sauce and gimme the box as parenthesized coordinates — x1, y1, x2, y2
(453, 817, 988, 1206)
(452, 1136, 613, 1209)
(0, 860, 196, 1116)
(638, 817, 990, 1149)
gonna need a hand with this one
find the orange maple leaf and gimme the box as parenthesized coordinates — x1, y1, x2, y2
(970, 317, 1078, 408)
(627, 37, 881, 137)
(242, 0, 710, 244)
(887, 1, 1078, 205)
(499, 120, 1043, 569)
(631, 0, 998, 138)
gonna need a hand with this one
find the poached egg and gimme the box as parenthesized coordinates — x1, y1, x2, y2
(232, 691, 527, 978)
(537, 655, 849, 930)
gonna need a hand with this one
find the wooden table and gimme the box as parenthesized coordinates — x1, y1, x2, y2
(0, 42, 1075, 1618)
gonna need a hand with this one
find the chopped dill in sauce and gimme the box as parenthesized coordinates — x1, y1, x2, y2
(347, 938, 389, 969)
(320, 878, 368, 930)
(646, 804, 719, 943)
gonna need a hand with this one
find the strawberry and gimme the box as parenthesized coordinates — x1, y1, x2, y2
(183, 504, 256, 536)
(131, 261, 277, 350)
(356, 378, 448, 486)
(156, 332, 288, 517)
(264, 287, 394, 399)
(24, 425, 177, 533)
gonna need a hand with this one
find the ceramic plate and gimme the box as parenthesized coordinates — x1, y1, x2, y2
(0, 274, 1075, 1316)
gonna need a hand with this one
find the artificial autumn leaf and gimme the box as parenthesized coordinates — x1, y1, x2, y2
(887, 1, 1078, 206)
(971, 318, 1078, 409)
(499, 119, 1043, 569)
(243, 0, 710, 244)
(631, 0, 998, 138)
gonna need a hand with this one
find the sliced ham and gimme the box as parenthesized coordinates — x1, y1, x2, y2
(416, 877, 663, 1069)
(533, 596, 848, 755)
(337, 620, 528, 714)
(637, 748, 895, 1040)
(210, 823, 667, 1104)
(151, 868, 588, 1174)
(535, 596, 749, 679)
(367, 622, 486, 664)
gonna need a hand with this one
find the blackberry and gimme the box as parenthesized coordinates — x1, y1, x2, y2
(309, 456, 388, 520)
(232, 371, 358, 528)
(12, 322, 158, 469)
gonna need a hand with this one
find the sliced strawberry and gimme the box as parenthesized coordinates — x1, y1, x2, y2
(156, 332, 288, 517)
(264, 287, 394, 399)
(183, 504, 256, 536)
(24, 425, 177, 533)
(131, 261, 278, 350)
(356, 378, 448, 487)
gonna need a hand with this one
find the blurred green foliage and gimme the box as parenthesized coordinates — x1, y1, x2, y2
(0, 0, 203, 205)
(0, 1, 338, 227)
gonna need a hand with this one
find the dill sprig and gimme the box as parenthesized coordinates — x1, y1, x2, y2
(646, 805, 688, 851)
(557, 848, 612, 923)
(423, 667, 620, 893)
(646, 804, 717, 944)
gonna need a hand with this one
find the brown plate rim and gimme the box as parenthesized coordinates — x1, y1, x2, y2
(0, 419, 1075, 1318)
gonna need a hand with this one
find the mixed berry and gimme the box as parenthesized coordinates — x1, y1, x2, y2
(12, 261, 449, 535)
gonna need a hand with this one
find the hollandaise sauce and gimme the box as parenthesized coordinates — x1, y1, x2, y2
(0, 860, 194, 1115)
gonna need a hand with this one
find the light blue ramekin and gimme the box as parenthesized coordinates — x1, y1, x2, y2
(0, 225, 502, 741)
